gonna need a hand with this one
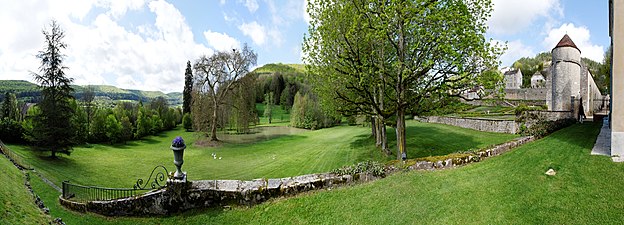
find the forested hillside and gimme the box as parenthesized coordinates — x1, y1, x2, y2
(0, 80, 182, 106)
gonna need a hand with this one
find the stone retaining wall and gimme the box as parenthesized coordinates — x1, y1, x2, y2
(419, 116, 518, 134)
(60, 173, 376, 216)
(406, 136, 534, 170)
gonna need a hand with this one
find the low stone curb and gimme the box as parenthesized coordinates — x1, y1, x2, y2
(404, 136, 535, 171)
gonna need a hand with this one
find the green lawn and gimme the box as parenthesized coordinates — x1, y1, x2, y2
(8, 121, 515, 189)
(0, 156, 50, 225)
(256, 103, 291, 125)
(26, 121, 623, 224)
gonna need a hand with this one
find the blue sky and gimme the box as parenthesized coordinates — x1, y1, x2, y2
(0, 0, 611, 92)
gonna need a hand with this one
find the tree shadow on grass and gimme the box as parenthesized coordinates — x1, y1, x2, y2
(351, 124, 483, 159)
(547, 121, 602, 150)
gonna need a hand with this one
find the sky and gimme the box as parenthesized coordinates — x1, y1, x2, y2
(0, 0, 611, 93)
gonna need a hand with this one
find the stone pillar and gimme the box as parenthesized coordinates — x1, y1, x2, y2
(611, 0, 624, 157)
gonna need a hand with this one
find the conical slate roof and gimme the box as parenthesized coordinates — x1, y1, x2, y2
(553, 34, 581, 52)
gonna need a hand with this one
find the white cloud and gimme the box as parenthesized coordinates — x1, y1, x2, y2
(0, 0, 213, 93)
(238, 21, 267, 46)
(488, 0, 563, 35)
(543, 23, 604, 62)
(303, 0, 311, 24)
(97, 0, 146, 19)
(243, 0, 259, 13)
(494, 39, 536, 67)
(203, 30, 241, 52)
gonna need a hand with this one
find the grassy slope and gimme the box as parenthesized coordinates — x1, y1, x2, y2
(29, 121, 623, 224)
(8, 121, 514, 187)
(0, 156, 50, 225)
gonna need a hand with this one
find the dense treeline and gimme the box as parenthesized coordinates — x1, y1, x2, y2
(0, 94, 181, 144)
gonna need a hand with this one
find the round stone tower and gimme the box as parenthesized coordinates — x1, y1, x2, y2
(550, 34, 581, 111)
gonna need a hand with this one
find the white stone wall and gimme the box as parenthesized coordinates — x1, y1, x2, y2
(422, 116, 518, 134)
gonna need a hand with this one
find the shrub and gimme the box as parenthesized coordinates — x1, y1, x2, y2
(331, 161, 386, 177)
(182, 113, 192, 131)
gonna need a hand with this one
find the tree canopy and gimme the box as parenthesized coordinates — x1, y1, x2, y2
(30, 20, 76, 158)
(304, 0, 502, 159)
(193, 44, 257, 141)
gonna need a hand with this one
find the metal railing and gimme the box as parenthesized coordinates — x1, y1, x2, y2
(0, 139, 32, 170)
(62, 181, 143, 202)
(61, 165, 169, 202)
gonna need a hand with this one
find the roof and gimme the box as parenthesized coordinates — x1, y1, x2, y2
(504, 69, 519, 76)
(553, 34, 581, 52)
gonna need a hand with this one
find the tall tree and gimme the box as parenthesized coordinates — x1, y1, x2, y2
(305, 0, 501, 160)
(183, 60, 193, 114)
(81, 85, 95, 129)
(2, 92, 19, 121)
(30, 20, 76, 158)
(193, 44, 257, 141)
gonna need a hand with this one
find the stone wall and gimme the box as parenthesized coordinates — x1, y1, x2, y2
(525, 110, 574, 121)
(406, 136, 534, 170)
(419, 116, 518, 134)
(60, 173, 372, 216)
(503, 88, 548, 101)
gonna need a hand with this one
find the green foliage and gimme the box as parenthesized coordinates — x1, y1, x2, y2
(135, 105, 152, 139)
(1, 92, 19, 121)
(193, 44, 257, 140)
(182, 113, 192, 131)
(263, 92, 273, 123)
(183, 60, 193, 114)
(31, 20, 75, 157)
(331, 161, 386, 177)
(0, 118, 25, 143)
(290, 92, 339, 129)
(105, 114, 122, 143)
(511, 52, 551, 88)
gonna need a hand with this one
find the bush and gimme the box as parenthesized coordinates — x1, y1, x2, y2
(0, 118, 24, 143)
(182, 113, 192, 131)
(290, 92, 339, 129)
(331, 161, 386, 177)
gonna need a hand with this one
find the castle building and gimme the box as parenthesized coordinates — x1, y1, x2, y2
(501, 34, 603, 118)
(547, 34, 602, 116)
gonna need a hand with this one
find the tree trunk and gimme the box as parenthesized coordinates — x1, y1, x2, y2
(380, 121, 388, 153)
(371, 116, 376, 137)
(51, 150, 56, 158)
(375, 116, 382, 147)
(396, 108, 406, 160)
(210, 102, 219, 141)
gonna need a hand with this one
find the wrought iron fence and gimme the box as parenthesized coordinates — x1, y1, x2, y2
(0, 139, 33, 170)
(62, 165, 169, 202)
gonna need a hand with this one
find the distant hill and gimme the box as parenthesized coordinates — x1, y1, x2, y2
(0, 80, 182, 106)
(253, 63, 306, 76)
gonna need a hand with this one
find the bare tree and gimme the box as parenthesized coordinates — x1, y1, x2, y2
(194, 44, 257, 141)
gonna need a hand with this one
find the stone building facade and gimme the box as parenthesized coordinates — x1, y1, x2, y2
(503, 69, 522, 89)
(502, 34, 603, 117)
(610, 0, 623, 157)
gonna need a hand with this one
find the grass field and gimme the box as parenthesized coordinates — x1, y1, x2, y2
(25, 121, 622, 224)
(8, 120, 515, 189)
(0, 156, 50, 225)
(255, 103, 291, 125)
